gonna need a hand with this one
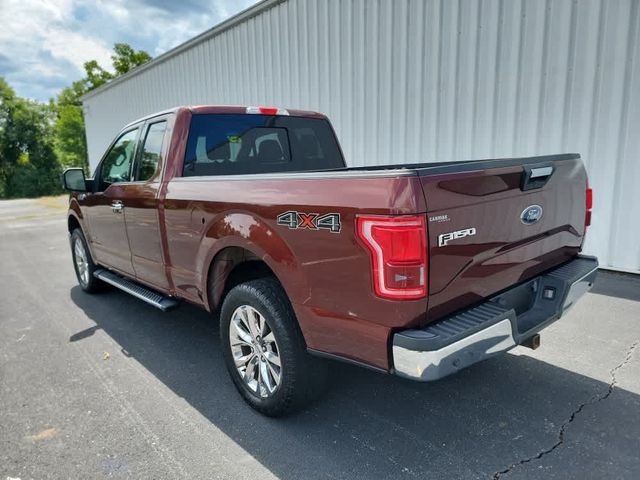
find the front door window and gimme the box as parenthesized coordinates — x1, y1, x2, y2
(99, 129, 138, 190)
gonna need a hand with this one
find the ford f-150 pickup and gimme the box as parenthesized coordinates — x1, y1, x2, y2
(63, 105, 598, 416)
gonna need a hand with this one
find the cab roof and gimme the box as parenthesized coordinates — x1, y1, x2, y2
(123, 105, 327, 129)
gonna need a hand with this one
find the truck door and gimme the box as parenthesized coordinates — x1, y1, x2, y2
(120, 118, 171, 290)
(84, 127, 140, 277)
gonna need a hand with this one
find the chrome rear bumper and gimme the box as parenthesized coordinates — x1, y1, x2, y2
(392, 256, 598, 381)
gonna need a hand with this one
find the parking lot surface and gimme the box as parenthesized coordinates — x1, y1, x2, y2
(1, 197, 639, 479)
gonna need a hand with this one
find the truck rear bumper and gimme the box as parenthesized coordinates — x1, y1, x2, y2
(392, 255, 598, 381)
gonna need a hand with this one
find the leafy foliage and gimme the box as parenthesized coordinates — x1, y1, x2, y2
(0, 80, 61, 198)
(0, 43, 152, 198)
(55, 105, 88, 170)
(57, 80, 86, 107)
(83, 60, 114, 91)
(112, 43, 152, 77)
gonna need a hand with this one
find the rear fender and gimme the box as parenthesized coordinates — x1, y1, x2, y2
(199, 212, 308, 310)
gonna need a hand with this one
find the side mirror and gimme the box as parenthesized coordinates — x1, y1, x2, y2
(62, 168, 87, 192)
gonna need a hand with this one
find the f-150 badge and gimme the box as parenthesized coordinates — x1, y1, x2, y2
(277, 211, 341, 233)
(438, 227, 477, 247)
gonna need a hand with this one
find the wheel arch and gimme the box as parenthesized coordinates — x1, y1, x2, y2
(200, 212, 309, 313)
(68, 214, 81, 233)
(67, 208, 97, 264)
(207, 246, 295, 314)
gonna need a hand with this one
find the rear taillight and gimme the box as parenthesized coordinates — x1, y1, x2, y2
(356, 215, 427, 300)
(585, 186, 593, 227)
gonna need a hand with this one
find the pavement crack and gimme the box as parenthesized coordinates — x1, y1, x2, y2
(491, 339, 639, 479)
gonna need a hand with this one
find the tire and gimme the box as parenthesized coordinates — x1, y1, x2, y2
(70, 228, 102, 293)
(220, 277, 327, 416)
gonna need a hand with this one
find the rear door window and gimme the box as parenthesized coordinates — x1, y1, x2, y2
(136, 121, 167, 181)
(183, 114, 344, 176)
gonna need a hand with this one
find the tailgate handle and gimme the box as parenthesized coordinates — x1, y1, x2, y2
(521, 163, 554, 191)
(530, 166, 553, 178)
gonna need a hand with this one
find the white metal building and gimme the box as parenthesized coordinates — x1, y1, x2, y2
(82, 0, 640, 273)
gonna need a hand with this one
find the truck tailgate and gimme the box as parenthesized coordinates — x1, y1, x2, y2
(419, 154, 588, 321)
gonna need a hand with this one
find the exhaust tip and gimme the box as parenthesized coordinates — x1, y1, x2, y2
(522, 334, 541, 350)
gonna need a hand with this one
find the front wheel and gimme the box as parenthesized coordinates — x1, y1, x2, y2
(220, 278, 327, 416)
(70, 228, 102, 293)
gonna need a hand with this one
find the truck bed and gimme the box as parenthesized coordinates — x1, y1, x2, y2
(335, 153, 579, 176)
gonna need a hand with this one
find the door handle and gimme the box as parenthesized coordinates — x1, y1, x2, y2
(111, 200, 124, 213)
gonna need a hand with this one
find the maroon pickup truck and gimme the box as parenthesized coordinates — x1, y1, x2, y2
(63, 105, 598, 416)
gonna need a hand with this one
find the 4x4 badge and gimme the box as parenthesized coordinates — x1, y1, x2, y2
(277, 211, 341, 233)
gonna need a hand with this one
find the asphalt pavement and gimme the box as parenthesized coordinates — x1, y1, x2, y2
(1, 196, 639, 479)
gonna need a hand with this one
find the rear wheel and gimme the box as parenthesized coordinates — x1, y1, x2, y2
(229, 304, 283, 397)
(220, 278, 327, 416)
(70, 228, 101, 293)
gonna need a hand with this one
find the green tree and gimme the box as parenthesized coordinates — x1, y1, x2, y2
(0, 43, 153, 198)
(57, 80, 86, 107)
(53, 43, 152, 173)
(0, 78, 62, 198)
(0, 78, 16, 196)
(54, 104, 88, 170)
(82, 43, 151, 92)
(54, 79, 90, 170)
(83, 60, 113, 91)
(111, 43, 152, 77)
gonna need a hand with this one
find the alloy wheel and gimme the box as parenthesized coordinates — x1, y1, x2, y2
(229, 305, 282, 397)
(74, 239, 90, 286)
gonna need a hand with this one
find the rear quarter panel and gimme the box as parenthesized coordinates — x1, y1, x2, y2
(163, 174, 428, 370)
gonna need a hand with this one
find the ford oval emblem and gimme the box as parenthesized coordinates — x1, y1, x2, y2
(521, 205, 543, 225)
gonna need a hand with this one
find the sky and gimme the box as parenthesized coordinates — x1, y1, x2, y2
(0, 0, 259, 101)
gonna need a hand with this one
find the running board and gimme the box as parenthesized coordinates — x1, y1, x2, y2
(93, 269, 179, 312)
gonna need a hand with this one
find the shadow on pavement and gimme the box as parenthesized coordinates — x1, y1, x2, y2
(591, 269, 640, 302)
(69, 285, 640, 479)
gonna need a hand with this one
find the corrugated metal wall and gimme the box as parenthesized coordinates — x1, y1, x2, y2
(83, 0, 640, 273)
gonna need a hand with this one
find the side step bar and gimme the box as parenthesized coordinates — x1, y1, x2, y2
(93, 269, 179, 312)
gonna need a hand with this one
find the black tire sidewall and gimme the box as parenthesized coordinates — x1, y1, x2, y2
(71, 229, 98, 292)
(220, 279, 304, 415)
